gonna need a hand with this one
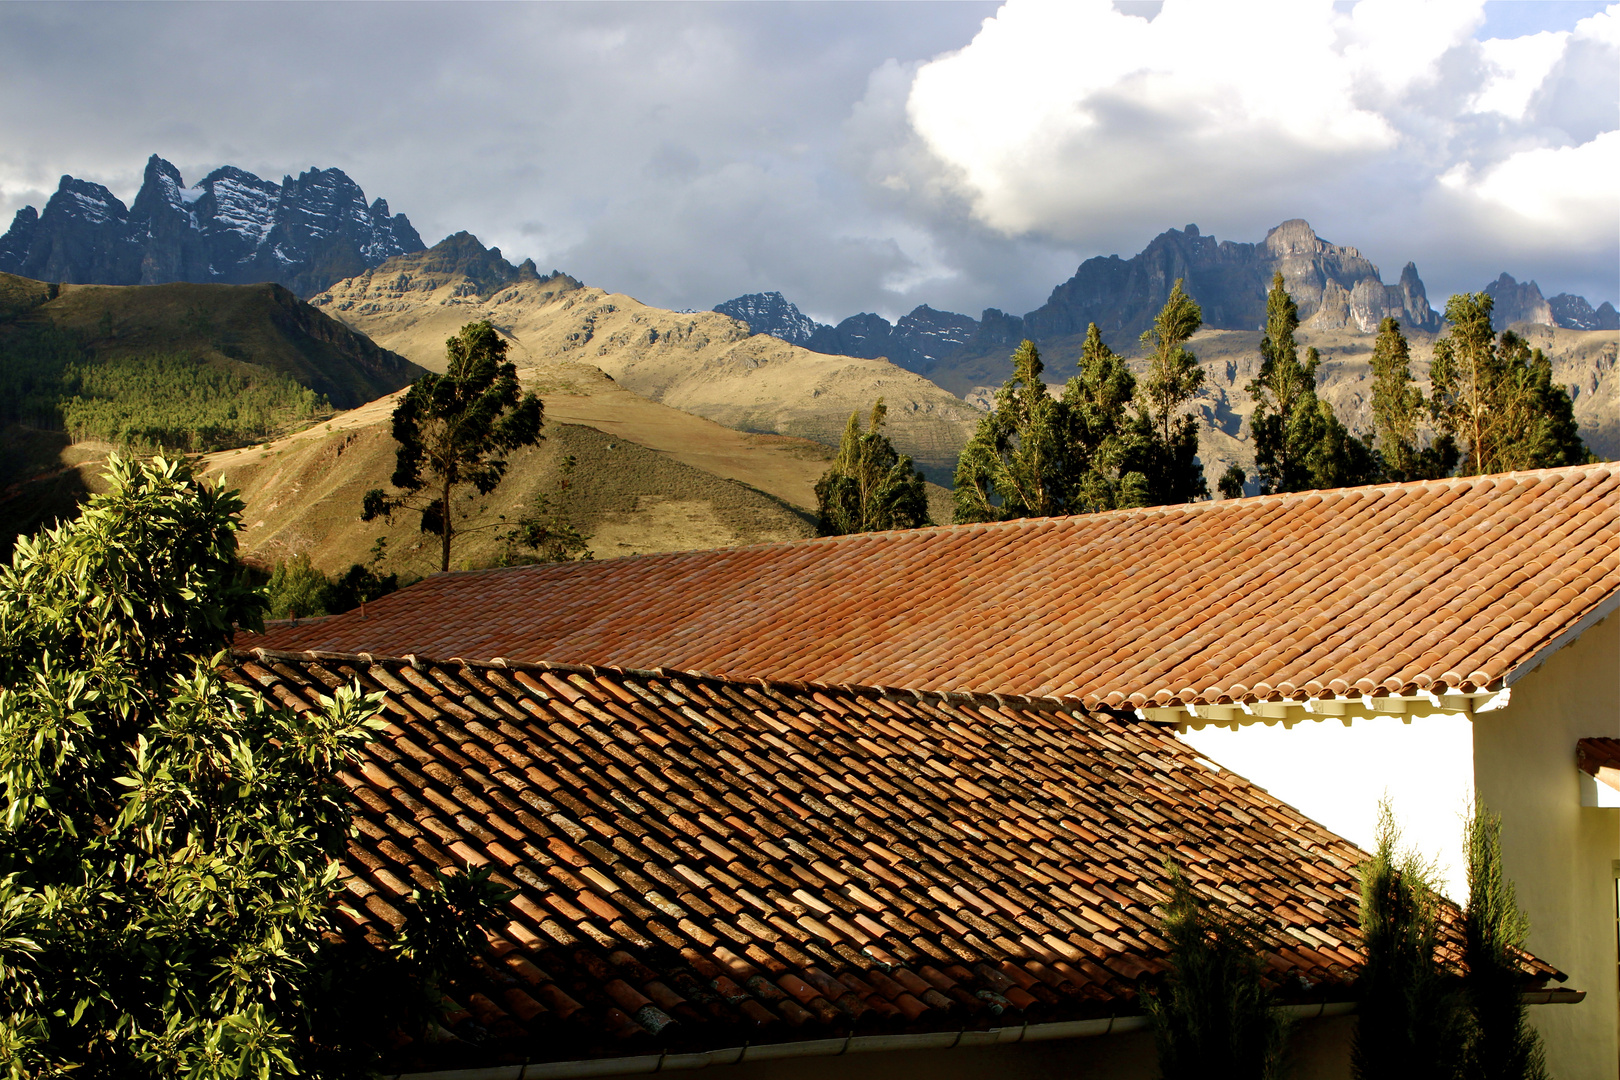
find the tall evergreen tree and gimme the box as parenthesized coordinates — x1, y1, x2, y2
(1429, 294, 1502, 476)
(1145, 862, 1289, 1080)
(1430, 294, 1589, 476)
(1353, 803, 1469, 1080)
(1462, 807, 1548, 1080)
(1127, 280, 1208, 505)
(1248, 273, 1321, 494)
(1370, 316, 1422, 480)
(1247, 273, 1381, 493)
(1369, 316, 1458, 482)
(1305, 398, 1382, 491)
(1062, 323, 1148, 512)
(815, 399, 930, 535)
(362, 321, 544, 572)
(1492, 331, 1590, 472)
(953, 340, 1074, 522)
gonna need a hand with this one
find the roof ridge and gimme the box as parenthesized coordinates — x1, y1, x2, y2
(379, 460, 1620, 581)
(231, 645, 1099, 716)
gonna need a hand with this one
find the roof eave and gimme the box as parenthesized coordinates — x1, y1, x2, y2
(1502, 586, 1620, 690)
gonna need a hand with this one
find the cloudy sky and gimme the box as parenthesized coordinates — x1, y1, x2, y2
(1, 0, 1614, 324)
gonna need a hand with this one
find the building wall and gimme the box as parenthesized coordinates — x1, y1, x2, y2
(1475, 611, 1619, 1080)
(1179, 706, 1477, 899)
(1178, 610, 1619, 1076)
(669, 1016, 1352, 1080)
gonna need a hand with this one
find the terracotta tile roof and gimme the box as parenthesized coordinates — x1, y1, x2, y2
(245, 464, 1620, 709)
(1578, 738, 1620, 792)
(230, 649, 1561, 1070)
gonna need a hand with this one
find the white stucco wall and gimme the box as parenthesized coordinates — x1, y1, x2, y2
(1178, 708, 1477, 899)
(1178, 610, 1619, 1078)
(1475, 611, 1619, 1080)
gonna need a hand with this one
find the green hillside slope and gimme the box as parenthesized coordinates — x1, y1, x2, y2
(0, 271, 425, 546)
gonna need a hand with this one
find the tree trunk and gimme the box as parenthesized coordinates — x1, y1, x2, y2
(441, 476, 453, 573)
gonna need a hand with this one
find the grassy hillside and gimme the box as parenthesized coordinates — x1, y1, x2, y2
(0, 271, 427, 547)
(194, 355, 845, 576)
(311, 234, 982, 483)
(1, 273, 424, 411)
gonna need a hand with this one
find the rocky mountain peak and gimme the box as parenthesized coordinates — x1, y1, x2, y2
(1547, 293, 1620, 332)
(311, 232, 580, 312)
(0, 155, 424, 296)
(1479, 272, 1617, 331)
(720, 219, 1466, 378)
(1483, 272, 1554, 326)
(713, 292, 820, 346)
(0, 206, 37, 268)
(1263, 218, 1326, 255)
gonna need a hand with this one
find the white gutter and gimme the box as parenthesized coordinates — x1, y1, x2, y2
(391, 1003, 1356, 1080)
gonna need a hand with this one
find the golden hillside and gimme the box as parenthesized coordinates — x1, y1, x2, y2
(194, 353, 862, 577)
(309, 233, 982, 480)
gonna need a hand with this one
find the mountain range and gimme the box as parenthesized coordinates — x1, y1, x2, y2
(0, 155, 424, 297)
(1482, 272, 1620, 331)
(716, 219, 1617, 378)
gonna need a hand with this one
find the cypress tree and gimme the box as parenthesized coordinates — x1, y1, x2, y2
(1353, 803, 1469, 1080)
(1429, 294, 1502, 476)
(1248, 273, 1321, 494)
(1062, 322, 1148, 512)
(1247, 273, 1380, 493)
(1462, 807, 1548, 1080)
(1492, 331, 1590, 472)
(1370, 317, 1430, 481)
(1145, 861, 1289, 1080)
(815, 399, 930, 534)
(953, 340, 1074, 522)
(1126, 280, 1208, 506)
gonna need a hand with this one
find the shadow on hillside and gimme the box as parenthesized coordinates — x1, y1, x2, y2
(0, 427, 97, 556)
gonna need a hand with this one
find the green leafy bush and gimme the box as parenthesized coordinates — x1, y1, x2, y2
(264, 548, 401, 620)
(0, 457, 499, 1077)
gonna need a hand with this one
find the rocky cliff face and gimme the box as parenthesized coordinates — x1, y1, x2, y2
(0, 155, 424, 296)
(1026, 220, 1443, 339)
(1482, 272, 1620, 331)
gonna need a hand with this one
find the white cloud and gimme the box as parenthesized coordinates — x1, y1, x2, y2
(907, 0, 1398, 238)
(1447, 129, 1620, 236)
(1473, 31, 1569, 118)
(1337, 0, 1483, 98)
(898, 0, 1618, 301)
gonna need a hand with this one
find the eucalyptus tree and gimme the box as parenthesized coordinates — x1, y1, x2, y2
(363, 320, 544, 572)
(953, 340, 1075, 522)
(1429, 294, 1588, 476)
